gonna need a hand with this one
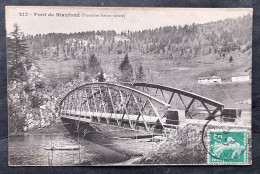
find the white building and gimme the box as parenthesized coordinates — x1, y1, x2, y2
(231, 72, 250, 82)
(198, 76, 222, 84)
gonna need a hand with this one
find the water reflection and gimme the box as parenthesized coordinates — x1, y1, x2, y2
(9, 134, 131, 166)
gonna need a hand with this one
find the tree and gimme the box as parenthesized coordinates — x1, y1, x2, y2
(7, 24, 28, 82)
(229, 56, 233, 63)
(209, 47, 212, 54)
(7, 24, 36, 133)
(7, 23, 28, 65)
(98, 69, 106, 82)
(56, 43, 59, 57)
(88, 54, 101, 76)
(136, 64, 146, 82)
(71, 49, 75, 59)
(119, 54, 133, 82)
(214, 46, 218, 54)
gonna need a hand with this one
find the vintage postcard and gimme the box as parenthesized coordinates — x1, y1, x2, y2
(6, 6, 252, 166)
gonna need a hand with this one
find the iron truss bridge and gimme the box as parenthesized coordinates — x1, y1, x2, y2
(57, 82, 230, 136)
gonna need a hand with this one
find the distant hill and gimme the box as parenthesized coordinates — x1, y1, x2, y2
(25, 14, 252, 62)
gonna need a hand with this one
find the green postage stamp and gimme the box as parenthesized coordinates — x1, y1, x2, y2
(208, 130, 248, 164)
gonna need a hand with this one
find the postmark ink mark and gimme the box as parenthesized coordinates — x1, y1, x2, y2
(201, 115, 248, 164)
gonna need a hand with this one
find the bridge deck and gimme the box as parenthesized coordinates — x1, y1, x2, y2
(60, 110, 162, 123)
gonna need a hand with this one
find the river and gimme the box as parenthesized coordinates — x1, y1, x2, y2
(8, 123, 158, 166)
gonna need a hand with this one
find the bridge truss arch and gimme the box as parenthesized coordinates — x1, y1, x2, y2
(131, 83, 225, 120)
(58, 82, 171, 133)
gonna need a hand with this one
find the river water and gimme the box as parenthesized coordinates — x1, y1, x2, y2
(9, 123, 158, 166)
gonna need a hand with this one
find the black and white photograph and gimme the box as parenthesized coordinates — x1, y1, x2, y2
(6, 6, 252, 166)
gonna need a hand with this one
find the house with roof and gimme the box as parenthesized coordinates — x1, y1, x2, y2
(198, 76, 222, 84)
(231, 72, 250, 82)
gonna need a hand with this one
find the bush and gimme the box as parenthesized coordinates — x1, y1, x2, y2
(24, 83, 32, 93)
(8, 63, 27, 82)
(9, 104, 27, 133)
(30, 94, 45, 108)
(35, 81, 45, 89)
(48, 78, 58, 89)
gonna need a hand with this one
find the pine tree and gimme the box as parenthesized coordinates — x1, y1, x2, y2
(136, 64, 146, 82)
(98, 69, 106, 82)
(214, 47, 218, 54)
(56, 43, 59, 57)
(7, 23, 28, 66)
(7, 24, 45, 133)
(71, 49, 75, 59)
(119, 54, 133, 82)
(7, 24, 28, 82)
(88, 54, 101, 75)
(229, 56, 233, 63)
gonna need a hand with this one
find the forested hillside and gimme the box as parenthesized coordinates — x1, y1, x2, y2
(25, 14, 252, 61)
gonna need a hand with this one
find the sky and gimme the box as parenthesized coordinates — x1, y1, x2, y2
(5, 6, 252, 35)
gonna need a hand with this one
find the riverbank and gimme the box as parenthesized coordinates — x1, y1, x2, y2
(9, 122, 70, 137)
(133, 121, 251, 165)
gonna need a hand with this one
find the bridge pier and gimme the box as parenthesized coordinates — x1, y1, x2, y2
(221, 108, 242, 122)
